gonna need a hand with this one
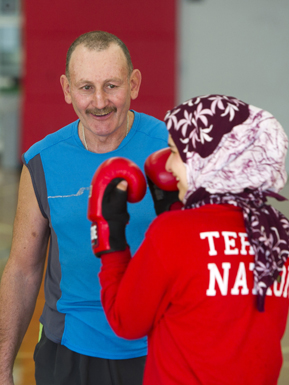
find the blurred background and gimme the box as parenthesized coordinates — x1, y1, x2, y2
(0, 0, 288, 383)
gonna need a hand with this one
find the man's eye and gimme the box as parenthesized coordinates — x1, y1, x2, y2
(82, 85, 92, 90)
(107, 84, 117, 89)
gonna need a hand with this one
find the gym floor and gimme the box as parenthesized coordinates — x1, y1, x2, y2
(0, 167, 288, 385)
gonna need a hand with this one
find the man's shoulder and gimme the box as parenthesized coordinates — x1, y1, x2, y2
(133, 111, 167, 140)
(23, 120, 78, 163)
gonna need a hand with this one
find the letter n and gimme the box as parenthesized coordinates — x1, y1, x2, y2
(206, 263, 231, 296)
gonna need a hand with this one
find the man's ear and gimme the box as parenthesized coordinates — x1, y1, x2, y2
(60, 75, 72, 104)
(130, 69, 142, 100)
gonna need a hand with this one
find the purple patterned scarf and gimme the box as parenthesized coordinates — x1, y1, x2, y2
(164, 95, 289, 311)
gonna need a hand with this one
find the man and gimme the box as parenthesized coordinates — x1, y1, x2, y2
(0, 31, 168, 385)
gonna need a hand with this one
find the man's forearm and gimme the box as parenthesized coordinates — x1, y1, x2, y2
(0, 257, 44, 383)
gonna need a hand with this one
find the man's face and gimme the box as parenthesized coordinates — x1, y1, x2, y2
(60, 43, 141, 138)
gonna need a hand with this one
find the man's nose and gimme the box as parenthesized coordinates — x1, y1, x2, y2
(92, 88, 107, 109)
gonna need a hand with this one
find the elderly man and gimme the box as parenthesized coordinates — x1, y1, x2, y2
(0, 31, 167, 385)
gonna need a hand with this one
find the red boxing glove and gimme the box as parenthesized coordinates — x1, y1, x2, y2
(88, 157, 147, 257)
(145, 148, 184, 215)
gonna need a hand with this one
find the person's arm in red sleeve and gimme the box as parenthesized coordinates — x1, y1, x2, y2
(90, 156, 172, 340)
(99, 226, 172, 340)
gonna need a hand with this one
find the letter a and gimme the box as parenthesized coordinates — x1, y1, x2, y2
(231, 262, 249, 295)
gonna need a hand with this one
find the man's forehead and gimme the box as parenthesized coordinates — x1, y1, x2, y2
(69, 43, 127, 71)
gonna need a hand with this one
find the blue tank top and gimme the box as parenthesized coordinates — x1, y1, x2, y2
(22, 111, 167, 358)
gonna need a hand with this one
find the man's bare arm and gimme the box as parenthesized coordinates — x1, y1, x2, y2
(0, 165, 50, 384)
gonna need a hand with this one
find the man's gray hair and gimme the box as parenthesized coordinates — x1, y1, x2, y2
(65, 31, 133, 79)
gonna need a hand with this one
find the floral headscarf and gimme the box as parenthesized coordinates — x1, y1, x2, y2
(164, 94, 289, 311)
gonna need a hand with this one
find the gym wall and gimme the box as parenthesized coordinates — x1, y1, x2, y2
(21, 0, 176, 153)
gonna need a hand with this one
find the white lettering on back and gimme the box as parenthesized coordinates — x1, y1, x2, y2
(231, 262, 249, 295)
(202, 230, 289, 298)
(200, 232, 220, 256)
(283, 267, 289, 298)
(206, 263, 231, 296)
(249, 262, 257, 294)
(222, 232, 238, 255)
(239, 232, 254, 255)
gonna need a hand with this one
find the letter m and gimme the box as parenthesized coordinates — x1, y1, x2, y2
(206, 263, 231, 296)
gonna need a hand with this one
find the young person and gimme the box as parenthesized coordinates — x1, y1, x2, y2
(96, 94, 289, 384)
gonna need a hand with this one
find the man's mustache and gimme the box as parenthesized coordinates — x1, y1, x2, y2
(86, 107, 117, 116)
